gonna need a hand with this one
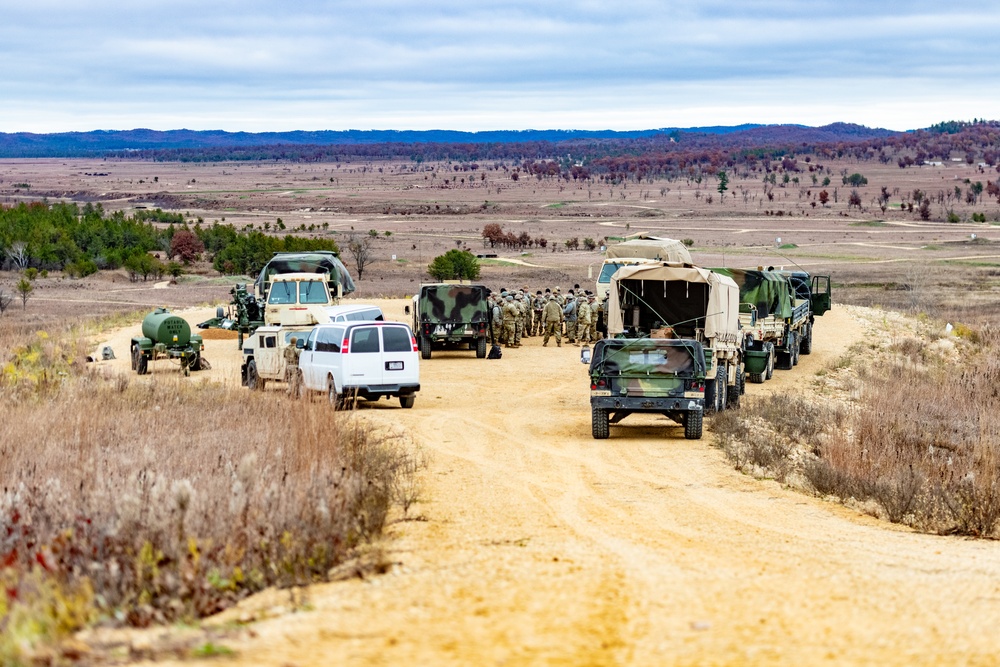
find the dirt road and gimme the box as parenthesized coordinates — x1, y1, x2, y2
(111, 304, 1000, 666)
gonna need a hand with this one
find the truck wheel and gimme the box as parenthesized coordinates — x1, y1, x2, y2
(684, 410, 703, 440)
(800, 324, 813, 355)
(399, 394, 415, 409)
(420, 335, 432, 360)
(592, 406, 610, 439)
(791, 332, 800, 366)
(706, 367, 727, 413)
(476, 337, 487, 359)
(727, 366, 744, 409)
(764, 343, 775, 380)
(136, 352, 148, 376)
(247, 360, 264, 390)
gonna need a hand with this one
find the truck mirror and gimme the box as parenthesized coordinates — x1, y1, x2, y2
(581, 346, 591, 364)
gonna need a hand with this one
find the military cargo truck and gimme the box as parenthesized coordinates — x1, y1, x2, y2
(131, 308, 205, 376)
(410, 283, 491, 359)
(198, 251, 355, 348)
(596, 234, 693, 299)
(777, 270, 832, 357)
(587, 337, 707, 440)
(607, 263, 744, 412)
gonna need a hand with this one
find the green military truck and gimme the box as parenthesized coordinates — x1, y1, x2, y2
(587, 337, 707, 440)
(131, 308, 205, 376)
(411, 283, 491, 359)
(606, 263, 745, 412)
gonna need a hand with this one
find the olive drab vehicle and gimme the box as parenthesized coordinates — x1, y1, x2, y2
(130, 308, 205, 376)
(607, 263, 744, 413)
(198, 251, 356, 348)
(586, 337, 707, 440)
(411, 283, 491, 359)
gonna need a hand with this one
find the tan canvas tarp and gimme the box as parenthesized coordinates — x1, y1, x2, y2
(605, 236, 692, 263)
(607, 263, 741, 341)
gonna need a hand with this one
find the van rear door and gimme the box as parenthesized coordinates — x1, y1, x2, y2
(346, 325, 383, 387)
(381, 324, 419, 386)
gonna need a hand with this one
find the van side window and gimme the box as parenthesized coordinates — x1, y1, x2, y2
(351, 327, 380, 353)
(316, 327, 342, 353)
(382, 326, 412, 352)
(305, 329, 318, 351)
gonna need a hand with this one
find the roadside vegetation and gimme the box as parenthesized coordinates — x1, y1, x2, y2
(0, 323, 419, 663)
(713, 310, 1000, 538)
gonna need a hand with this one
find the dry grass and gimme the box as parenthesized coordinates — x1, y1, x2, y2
(0, 325, 419, 660)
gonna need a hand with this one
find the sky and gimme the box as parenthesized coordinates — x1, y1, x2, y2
(2, 0, 999, 134)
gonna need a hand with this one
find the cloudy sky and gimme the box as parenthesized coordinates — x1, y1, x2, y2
(2, 0, 998, 133)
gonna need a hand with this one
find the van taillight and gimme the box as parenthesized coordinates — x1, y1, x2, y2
(342, 337, 350, 354)
(411, 335, 419, 352)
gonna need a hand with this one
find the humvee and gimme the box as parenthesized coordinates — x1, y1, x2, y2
(586, 337, 707, 440)
(411, 283, 491, 359)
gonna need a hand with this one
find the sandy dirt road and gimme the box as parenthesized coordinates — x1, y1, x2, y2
(107, 303, 1000, 666)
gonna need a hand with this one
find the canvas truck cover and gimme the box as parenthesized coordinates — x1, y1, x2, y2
(418, 284, 489, 324)
(607, 263, 740, 341)
(711, 268, 793, 319)
(255, 252, 356, 296)
(604, 235, 692, 263)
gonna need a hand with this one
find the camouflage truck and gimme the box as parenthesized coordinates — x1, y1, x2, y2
(410, 283, 491, 359)
(199, 251, 355, 348)
(587, 337, 707, 440)
(607, 263, 744, 412)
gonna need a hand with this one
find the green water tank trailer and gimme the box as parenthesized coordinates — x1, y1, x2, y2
(141, 309, 192, 346)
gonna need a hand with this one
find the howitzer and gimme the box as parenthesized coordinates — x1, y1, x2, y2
(131, 308, 204, 376)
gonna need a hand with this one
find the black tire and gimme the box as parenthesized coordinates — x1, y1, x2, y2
(800, 324, 813, 355)
(684, 410, 703, 440)
(420, 335, 432, 360)
(476, 337, 487, 359)
(130, 345, 138, 371)
(748, 371, 765, 384)
(136, 352, 148, 376)
(328, 379, 340, 407)
(727, 366, 744, 409)
(188, 353, 201, 372)
(764, 343, 775, 380)
(791, 331, 800, 366)
(592, 406, 610, 439)
(399, 394, 415, 409)
(706, 366, 727, 413)
(246, 359, 264, 390)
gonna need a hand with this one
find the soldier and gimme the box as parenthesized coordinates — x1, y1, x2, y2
(588, 294, 601, 342)
(513, 291, 525, 347)
(532, 290, 546, 336)
(284, 336, 302, 396)
(563, 291, 579, 344)
(502, 294, 519, 348)
(542, 294, 563, 347)
(489, 293, 504, 345)
(577, 295, 592, 345)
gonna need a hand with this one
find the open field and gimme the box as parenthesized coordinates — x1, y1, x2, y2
(3, 158, 1000, 664)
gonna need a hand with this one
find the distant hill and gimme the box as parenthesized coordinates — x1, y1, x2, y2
(0, 123, 899, 158)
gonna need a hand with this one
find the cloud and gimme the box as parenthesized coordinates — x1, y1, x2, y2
(1, 1, 998, 132)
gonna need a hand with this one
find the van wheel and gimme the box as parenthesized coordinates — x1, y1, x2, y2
(420, 335, 432, 360)
(247, 360, 264, 390)
(399, 395, 415, 409)
(476, 337, 487, 359)
(328, 379, 341, 408)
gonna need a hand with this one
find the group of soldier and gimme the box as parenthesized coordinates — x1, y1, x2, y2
(487, 284, 608, 349)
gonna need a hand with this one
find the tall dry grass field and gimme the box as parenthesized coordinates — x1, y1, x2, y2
(0, 322, 416, 659)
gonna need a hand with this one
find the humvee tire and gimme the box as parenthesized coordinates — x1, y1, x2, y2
(246, 360, 264, 390)
(592, 406, 610, 439)
(420, 335, 432, 360)
(684, 410, 703, 440)
(476, 337, 487, 359)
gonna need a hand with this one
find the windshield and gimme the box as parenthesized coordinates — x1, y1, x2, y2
(267, 281, 297, 304)
(598, 262, 624, 283)
(299, 280, 329, 304)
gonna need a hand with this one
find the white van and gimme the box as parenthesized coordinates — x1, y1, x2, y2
(299, 321, 420, 408)
(324, 303, 384, 323)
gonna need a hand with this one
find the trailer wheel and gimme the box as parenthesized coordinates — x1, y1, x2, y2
(476, 336, 487, 358)
(136, 352, 148, 376)
(684, 410, 703, 439)
(592, 406, 610, 439)
(188, 353, 202, 372)
(130, 345, 138, 371)
(420, 335, 432, 360)
(748, 371, 765, 384)
(247, 359, 264, 390)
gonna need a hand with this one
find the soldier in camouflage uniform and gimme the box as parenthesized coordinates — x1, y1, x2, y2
(577, 295, 592, 345)
(513, 291, 525, 347)
(284, 336, 302, 396)
(542, 294, 563, 347)
(588, 294, 601, 342)
(502, 294, 519, 348)
(563, 290, 579, 345)
(489, 294, 504, 345)
(532, 291, 546, 336)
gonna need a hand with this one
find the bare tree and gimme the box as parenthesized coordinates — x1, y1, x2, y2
(345, 232, 377, 281)
(5, 242, 29, 270)
(0, 287, 11, 316)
